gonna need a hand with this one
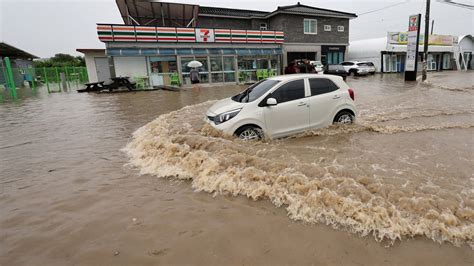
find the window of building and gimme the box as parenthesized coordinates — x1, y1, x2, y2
(271, 79, 306, 103)
(338, 26, 344, 32)
(309, 78, 339, 96)
(324, 25, 331, 31)
(260, 23, 268, 30)
(304, 19, 317, 34)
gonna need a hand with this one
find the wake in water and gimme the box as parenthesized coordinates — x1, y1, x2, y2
(124, 100, 474, 248)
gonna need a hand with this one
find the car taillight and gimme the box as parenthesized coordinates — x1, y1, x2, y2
(348, 88, 355, 101)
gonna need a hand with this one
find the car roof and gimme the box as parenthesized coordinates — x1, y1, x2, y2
(268, 74, 343, 82)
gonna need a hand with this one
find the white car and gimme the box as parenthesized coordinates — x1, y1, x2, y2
(341, 61, 370, 76)
(360, 62, 376, 74)
(205, 74, 357, 140)
(310, 60, 324, 72)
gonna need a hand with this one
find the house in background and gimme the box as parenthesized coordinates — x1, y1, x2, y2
(0, 42, 38, 87)
(89, 1, 356, 87)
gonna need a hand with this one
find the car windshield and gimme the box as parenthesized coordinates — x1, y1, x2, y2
(231, 79, 280, 103)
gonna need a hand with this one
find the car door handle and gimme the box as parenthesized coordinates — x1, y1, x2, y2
(332, 95, 341, 99)
(297, 102, 306, 106)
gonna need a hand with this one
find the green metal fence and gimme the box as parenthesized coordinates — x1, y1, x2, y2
(1, 57, 88, 100)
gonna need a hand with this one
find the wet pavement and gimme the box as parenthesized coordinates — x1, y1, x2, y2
(1, 72, 473, 265)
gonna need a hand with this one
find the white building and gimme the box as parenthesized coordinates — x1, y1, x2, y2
(348, 32, 460, 73)
(456, 35, 473, 70)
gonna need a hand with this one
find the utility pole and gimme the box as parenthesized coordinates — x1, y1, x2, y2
(422, 0, 431, 81)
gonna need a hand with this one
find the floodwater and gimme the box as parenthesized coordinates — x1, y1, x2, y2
(1, 72, 473, 265)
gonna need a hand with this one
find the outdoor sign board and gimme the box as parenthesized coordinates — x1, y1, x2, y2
(404, 14, 421, 81)
(97, 24, 284, 44)
(388, 32, 455, 46)
(195, 28, 215, 43)
(405, 15, 420, 72)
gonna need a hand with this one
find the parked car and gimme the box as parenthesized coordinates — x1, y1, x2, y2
(360, 62, 376, 74)
(341, 61, 370, 76)
(205, 74, 356, 140)
(323, 64, 348, 80)
(310, 60, 324, 72)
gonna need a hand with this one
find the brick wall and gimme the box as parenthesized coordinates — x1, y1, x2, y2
(269, 14, 349, 44)
(197, 13, 350, 44)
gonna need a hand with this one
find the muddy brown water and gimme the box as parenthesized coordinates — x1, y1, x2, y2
(1, 72, 473, 265)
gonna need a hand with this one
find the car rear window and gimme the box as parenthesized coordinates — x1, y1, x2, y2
(309, 78, 339, 96)
(329, 65, 345, 71)
(271, 79, 305, 104)
(357, 63, 368, 66)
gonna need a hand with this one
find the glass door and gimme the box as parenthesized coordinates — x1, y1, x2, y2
(442, 53, 451, 70)
(181, 56, 209, 85)
(210, 56, 223, 83)
(149, 56, 177, 86)
(195, 56, 209, 83)
(427, 54, 436, 71)
(223, 56, 235, 82)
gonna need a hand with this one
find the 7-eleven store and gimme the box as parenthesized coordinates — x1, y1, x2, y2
(96, 24, 284, 87)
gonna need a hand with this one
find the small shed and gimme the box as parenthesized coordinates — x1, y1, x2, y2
(76, 49, 109, 83)
(0, 42, 38, 87)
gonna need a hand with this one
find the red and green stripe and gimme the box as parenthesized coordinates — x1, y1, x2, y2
(157, 27, 177, 42)
(176, 28, 195, 42)
(215, 29, 231, 43)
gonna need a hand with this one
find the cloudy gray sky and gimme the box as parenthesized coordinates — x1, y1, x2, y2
(1, 0, 472, 58)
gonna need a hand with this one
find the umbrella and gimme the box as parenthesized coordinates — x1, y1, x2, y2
(187, 60, 203, 68)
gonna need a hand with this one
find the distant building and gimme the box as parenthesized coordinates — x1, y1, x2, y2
(456, 35, 473, 70)
(0, 42, 38, 87)
(87, 1, 356, 86)
(348, 32, 460, 73)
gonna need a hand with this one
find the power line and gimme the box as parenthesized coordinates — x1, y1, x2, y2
(358, 0, 411, 16)
(437, 0, 474, 10)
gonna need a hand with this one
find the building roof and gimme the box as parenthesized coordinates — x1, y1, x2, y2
(115, 0, 199, 27)
(198, 6, 268, 18)
(116, 1, 357, 25)
(271, 3, 357, 18)
(199, 2, 357, 19)
(0, 42, 39, 59)
(76, 48, 106, 54)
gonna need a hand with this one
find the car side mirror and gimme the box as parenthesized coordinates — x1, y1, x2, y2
(266, 98, 277, 106)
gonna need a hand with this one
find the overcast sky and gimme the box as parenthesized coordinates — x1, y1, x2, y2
(1, 0, 472, 58)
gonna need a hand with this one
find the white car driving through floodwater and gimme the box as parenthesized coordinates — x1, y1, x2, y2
(205, 74, 356, 140)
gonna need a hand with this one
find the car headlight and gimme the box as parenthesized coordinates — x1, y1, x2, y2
(214, 109, 241, 125)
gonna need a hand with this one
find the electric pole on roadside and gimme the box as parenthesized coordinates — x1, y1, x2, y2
(422, 0, 431, 81)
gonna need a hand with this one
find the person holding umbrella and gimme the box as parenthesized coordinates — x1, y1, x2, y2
(187, 60, 202, 92)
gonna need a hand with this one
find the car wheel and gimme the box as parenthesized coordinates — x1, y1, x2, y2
(235, 126, 263, 141)
(349, 70, 357, 76)
(334, 111, 354, 125)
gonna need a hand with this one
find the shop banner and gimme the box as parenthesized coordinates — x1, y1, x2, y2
(388, 32, 455, 46)
(405, 15, 420, 72)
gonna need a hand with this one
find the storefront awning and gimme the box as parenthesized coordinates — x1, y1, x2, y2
(106, 47, 283, 56)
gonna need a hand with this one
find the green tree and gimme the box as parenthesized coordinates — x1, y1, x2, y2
(33, 53, 85, 68)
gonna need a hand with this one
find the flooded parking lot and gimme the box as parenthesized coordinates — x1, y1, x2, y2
(1, 72, 473, 265)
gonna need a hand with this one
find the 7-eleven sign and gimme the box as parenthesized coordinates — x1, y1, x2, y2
(195, 28, 215, 42)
